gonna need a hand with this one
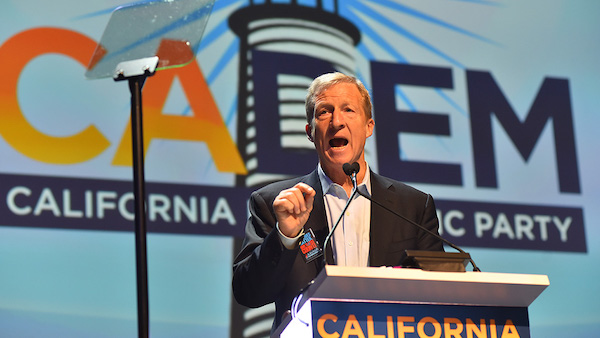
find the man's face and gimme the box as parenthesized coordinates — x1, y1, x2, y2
(306, 82, 374, 176)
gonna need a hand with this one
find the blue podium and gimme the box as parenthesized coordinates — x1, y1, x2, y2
(274, 266, 549, 338)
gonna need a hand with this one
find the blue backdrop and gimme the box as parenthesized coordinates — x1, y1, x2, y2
(0, 0, 598, 337)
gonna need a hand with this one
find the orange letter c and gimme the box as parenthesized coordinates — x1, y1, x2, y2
(0, 27, 109, 164)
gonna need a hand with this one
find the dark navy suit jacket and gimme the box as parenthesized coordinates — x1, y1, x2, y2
(232, 169, 443, 331)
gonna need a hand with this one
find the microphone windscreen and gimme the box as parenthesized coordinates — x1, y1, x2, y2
(343, 162, 360, 176)
(342, 163, 353, 176)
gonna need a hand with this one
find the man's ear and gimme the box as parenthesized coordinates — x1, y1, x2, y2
(366, 118, 375, 138)
(305, 124, 313, 142)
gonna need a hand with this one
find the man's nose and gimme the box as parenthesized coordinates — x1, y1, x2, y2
(331, 110, 345, 129)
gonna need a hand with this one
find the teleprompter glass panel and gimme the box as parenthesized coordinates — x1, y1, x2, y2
(85, 0, 215, 79)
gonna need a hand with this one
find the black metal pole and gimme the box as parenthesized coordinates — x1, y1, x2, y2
(129, 75, 149, 338)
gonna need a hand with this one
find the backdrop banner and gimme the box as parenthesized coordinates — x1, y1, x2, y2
(0, 1, 598, 337)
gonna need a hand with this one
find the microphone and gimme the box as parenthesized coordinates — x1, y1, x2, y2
(343, 162, 360, 179)
(343, 162, 359, 191)
(347, 162, 481, 272)
(322, 163, 361, 266)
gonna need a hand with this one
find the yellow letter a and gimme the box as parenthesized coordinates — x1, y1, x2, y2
(112, 61, 246, 174)
(500, 319, 520, 338)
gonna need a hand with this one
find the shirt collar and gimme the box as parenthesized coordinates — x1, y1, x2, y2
(317, 163, 372, 197)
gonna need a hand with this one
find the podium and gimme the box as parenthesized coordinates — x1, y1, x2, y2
(274, 266, 549, 337)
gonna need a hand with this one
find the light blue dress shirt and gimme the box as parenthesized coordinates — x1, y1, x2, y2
(317, 164, 372, 267)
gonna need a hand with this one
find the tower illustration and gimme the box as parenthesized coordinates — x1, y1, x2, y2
(229, 0, 361, 189)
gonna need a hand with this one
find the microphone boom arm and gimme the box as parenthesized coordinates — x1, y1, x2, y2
(354, 189, 481, 272)
(322, 165, 359, 266)
(322, 177, 358, 266)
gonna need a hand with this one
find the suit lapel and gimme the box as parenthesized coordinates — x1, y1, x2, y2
(303, 170, 399, 268)
(369, 172, 396, 267)
(300, 171, 334, 268)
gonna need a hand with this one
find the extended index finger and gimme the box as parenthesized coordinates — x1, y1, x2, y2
(294, 183, 315, 209)
(294, 182, 316, 198)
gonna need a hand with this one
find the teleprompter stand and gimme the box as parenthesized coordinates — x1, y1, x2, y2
(117, 57, 158, 338)
(85, 1, 215, 337)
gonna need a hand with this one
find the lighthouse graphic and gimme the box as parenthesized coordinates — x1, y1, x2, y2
(229, 0, 361, 188)
(228, 1, 361, 337)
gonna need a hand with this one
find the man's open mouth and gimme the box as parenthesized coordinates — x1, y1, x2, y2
(329, 138, 348, 148)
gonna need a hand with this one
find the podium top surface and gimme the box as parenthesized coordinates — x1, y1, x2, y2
(301, 265, 549, 308)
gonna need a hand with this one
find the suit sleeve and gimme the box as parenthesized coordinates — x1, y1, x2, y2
(417, 193, 444, 251)
(232, 190, 300, 308)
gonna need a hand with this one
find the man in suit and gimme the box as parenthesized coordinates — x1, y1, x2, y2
(232, 72, 443, 332)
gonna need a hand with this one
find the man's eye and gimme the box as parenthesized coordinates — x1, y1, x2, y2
(317, 110, 330, 118)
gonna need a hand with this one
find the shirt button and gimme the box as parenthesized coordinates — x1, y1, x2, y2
(348, 241, 353, 246)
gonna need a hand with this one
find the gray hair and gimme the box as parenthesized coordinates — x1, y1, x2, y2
(305, 72, 373, 125)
